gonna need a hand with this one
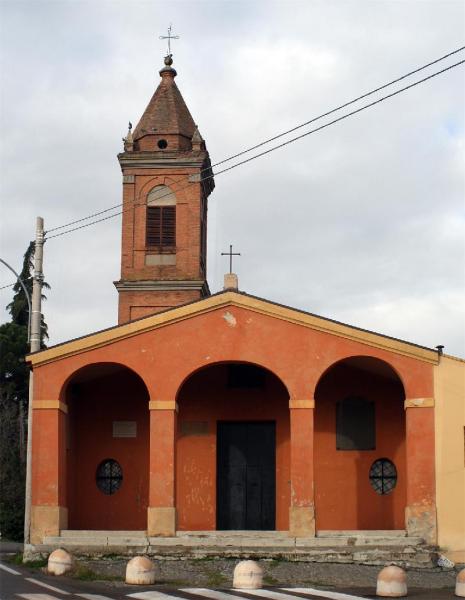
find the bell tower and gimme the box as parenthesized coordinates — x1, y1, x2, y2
(115, 55, 215, 324)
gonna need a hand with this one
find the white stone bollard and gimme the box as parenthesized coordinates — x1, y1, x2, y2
(125, 556, 156, 585)
(47, 549, 73, 576)
(456, 568, 465, 597)
(233, 560, 263, 589)
(376, 565, 407, 597)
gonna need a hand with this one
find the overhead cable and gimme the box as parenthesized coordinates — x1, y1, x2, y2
(46, 55, 465, 240)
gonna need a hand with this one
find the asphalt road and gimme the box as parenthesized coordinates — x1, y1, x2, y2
(0, 560, 457, 600)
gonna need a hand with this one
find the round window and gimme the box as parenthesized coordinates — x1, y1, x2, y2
(96, 459, 123, 495)
(369, 458, 397, 495)
(157, 139, 168, 149)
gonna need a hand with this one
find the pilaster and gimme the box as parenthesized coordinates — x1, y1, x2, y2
(405, 400, 437, 543)
(148, 400, 178, 536)
(289, 398, 315, 537)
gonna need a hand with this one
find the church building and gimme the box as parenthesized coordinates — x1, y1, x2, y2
(27, 54, 464, 563)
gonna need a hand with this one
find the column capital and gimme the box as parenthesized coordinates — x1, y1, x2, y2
(289, 399, 315, 409)
(404, 397, 434, 409)
(33, 400, 68, 414)
(149, 400, 179, 412)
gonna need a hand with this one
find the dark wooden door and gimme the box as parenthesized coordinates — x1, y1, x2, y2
(217, 422, 275, 530)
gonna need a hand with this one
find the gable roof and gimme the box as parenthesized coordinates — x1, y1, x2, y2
(27, 290, 439, 367)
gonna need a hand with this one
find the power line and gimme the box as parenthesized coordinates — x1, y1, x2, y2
(213, 59, 465, 177)
(46, 56, 465, 241)
(0, 282, 15, 290)
(211, 44, 465, 169)
(45, 45, 465, 236)
(46, 210, 124, 239)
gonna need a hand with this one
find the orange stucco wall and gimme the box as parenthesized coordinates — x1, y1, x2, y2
(35, 306, 434, 404)
(314, 362, 406, 529)
(176, 364, 290, 530)
(30, 300, 436, 539)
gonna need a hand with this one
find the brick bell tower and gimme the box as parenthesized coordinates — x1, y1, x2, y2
(115, 54, 215, 324)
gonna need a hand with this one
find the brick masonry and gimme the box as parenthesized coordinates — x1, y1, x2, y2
(115, 65, 214, 324)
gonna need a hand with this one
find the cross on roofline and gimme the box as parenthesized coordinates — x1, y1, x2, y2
(159, 24, 180, 56)
(221, 244, 241, 274)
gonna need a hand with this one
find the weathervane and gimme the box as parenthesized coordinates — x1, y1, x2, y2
(159, 24, 179, 57)
(221, 244, 241, 274)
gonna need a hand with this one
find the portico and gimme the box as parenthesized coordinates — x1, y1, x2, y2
(28, 290, 438, 548)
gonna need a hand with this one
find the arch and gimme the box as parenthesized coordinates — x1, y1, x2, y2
(64, 362, 150, 530)
(59, 361, 150, 404)
(314, 355, 406, 531)
(175, 359, 291, 403)
(138, 175, 186, 204)
(175, 361, 290, 532)
(147, 184, 176, 206)
(314, 355, 406, 398)
(145, 184, 176, 250)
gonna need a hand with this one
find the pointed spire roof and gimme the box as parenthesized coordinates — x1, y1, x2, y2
(133, 55, 196, 142)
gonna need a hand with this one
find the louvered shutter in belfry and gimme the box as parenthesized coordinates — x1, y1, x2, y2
(146, 206, 175, 248)
(161, 206, 175, 247)
(146, 206, 161, 246)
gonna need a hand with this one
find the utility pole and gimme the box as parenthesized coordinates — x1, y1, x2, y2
(23, 217, 44, 552)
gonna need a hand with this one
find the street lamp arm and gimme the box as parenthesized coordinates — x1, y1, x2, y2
(0, 257, 32, 345)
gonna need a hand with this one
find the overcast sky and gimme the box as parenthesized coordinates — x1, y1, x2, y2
(0, 0, 464, 356)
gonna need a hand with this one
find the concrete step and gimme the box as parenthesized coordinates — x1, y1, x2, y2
(43, 534, 148, 547)
(60, 530, 146, 537)
(177, 530, 289, 538)
(317, 529, 407, 537)
(51, 531, 423, 549)
(40, 529, 436, 568)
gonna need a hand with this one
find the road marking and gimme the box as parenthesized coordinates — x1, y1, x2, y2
(17, 595, 63, 599)
(78, 595, 117, 600)
(0, 562, 21, 575)
(127, 593, 181, 600)
(25, 578, 71, 595)
(282, 588, 368, 600)
(181, 590, 240, 600)
(245, 590, 318, 600)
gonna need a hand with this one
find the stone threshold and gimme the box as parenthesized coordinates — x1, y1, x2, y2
(43, 529, 424, 548)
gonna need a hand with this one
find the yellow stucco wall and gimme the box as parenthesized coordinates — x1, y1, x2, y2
(434, 354, 465, 563)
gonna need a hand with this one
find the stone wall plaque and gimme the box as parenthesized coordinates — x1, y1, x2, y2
(145, 253, 176, 266)
(113, 420, 137, 438)
(180, 421, 209, 436)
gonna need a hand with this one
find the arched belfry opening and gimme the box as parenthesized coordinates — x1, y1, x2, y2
(176, 362, 290, 532)
(314, 356, 406, 531)
(63, 363, 150, 530)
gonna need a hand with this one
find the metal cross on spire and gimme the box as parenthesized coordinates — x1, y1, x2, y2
(159, 24, 179, 56)
(221, 244, 241, 274)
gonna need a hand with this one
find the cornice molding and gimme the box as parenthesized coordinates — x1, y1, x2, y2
(118, 154, 207, 170)
(114, 279, 210, 294)
(27, 291, 439, 367)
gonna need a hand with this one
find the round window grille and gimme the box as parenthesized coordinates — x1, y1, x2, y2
(96, 459, 123, 495)
(157, 139, 168, 149)
(369, 458, 397, 495)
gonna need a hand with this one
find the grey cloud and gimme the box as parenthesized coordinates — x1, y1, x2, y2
(0, 0, 464, 356)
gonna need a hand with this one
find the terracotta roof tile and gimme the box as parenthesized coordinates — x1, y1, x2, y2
(133, 68, 196, 141)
